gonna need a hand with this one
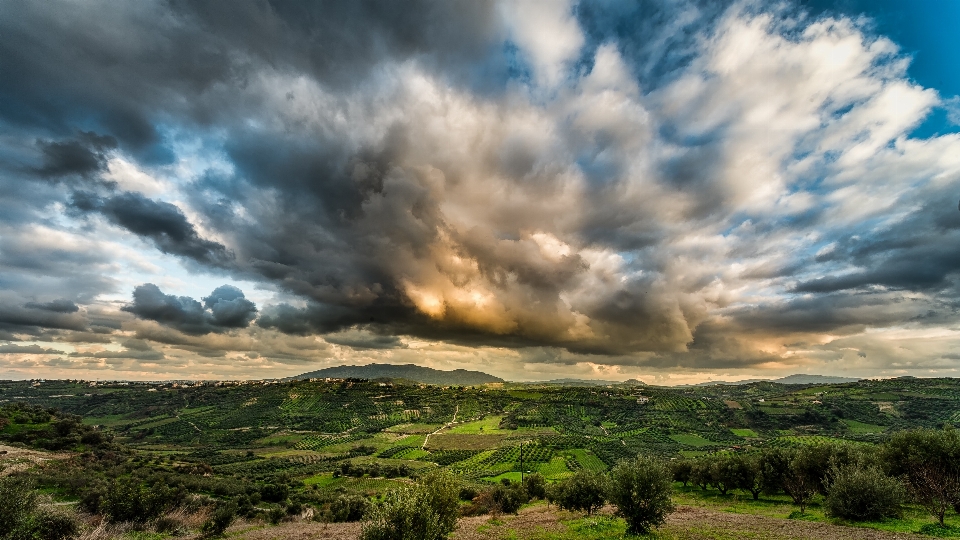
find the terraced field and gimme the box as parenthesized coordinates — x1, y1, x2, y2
(5, 375, 960, 501)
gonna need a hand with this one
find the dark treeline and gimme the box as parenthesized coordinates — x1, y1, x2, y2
(671, 428, 960, 525)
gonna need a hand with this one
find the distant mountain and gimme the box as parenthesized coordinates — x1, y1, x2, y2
(536, 378, 647, 387)
(290, 363, 503, 385)
(691, 374, 860, 386)
(538, 378, 621, 386)
(773, 374, 860, 385)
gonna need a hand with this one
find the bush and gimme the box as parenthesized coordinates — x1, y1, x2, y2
(260, 483, 290, 503)
(100, 478, 180, 523)
(267, 507, 286, 525)
(201, 501, 238, 537)
(0, 478, 79, 540)
(27, 510, 81, 540)
(0, 477, 39, 538)
(550, 470, 606, 515)
(359, 470, 460, 540)
(329, 494, 371, 522)
(607, 456, 675, 535)
(824, 464, 905, 521)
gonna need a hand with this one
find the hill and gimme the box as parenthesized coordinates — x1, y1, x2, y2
(691, 374, 860, 386)
(290, 363, 503, 385)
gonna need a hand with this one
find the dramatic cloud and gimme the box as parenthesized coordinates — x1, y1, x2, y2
(1, 0, 959, 381)
(122, 284, 257, 335)
(72, 191, 232, 266)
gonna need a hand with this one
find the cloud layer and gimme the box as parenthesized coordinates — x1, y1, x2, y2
(1, 0, 959, 382)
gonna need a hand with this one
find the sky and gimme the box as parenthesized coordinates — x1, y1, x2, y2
(1, 0, 959, 384)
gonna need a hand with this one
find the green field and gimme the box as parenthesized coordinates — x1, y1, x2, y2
(447, 415, 508, 434)
(669, 434, 719, 447)
(6, 375, 960, 515)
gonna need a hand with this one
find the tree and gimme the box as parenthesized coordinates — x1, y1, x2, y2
(523, 473, 547, 500)
(690, 460, 712, 491)
(491, 483, 527, 514)
(360, 471, 460, 540)
(607, 456, 676, 535)
(670, 460, 693, 488)
(733, 455, 764, 500)
(824, 464, 905, 521)
(552, 471, 606, 515)
(758, 447, 791, 495)
(782, 448, 818, 515)
(329, 494, 372, 522)
(883, 429, 960, 526)
(706, 454, 743, 496)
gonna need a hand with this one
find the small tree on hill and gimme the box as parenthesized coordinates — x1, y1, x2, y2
(607, 456, 676, 535)
(523, 473, 547, 500)
(883, 428, 960, 526)
(782, 448, 818, 514)
(360, 470, 460, 540)
(670, 459, 693, 488)
(552, 470, 607, 515)
(734, 455, 764, 500)
(690, 460, 712, 491)
(824, 464, 905, 521)
(707, 454, 742, 496)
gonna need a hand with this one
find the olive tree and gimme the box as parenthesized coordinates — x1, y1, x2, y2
(607, 456, 676, 535)
(360, 471, 460, 540)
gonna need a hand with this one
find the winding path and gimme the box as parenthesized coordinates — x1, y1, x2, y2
(421, 404, 458, 450)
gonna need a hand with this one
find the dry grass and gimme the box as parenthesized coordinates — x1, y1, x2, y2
(68, 503, 931, 540)
(0, 444, 69, 476)
(660, 506, 926, 540)
(425, 434, 509, 451)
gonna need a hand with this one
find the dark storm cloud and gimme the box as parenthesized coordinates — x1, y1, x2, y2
(0, 303, 88, 332)
(122, 283, 257, 335)
(24, 300, 79, 313)
(794, 191, 960, 294)
(69, 342, 165, 361)
(34, 132, 117, 179)
(203, 286, 259, 328)
(2, 0, 960, 378)
(0, 344, 64, 355)
(72, 191, 232, 266)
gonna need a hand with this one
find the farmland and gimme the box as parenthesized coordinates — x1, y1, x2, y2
(5, 375, 960, 536)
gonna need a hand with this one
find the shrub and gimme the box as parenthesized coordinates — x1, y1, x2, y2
(29, 510, 81, 540)
(100, 478, 180, 523)
(461, 490, 496, 517)
(0, 478, 78, 540)
(267, 507, 286, 525)
(824, 464, 905, 521)
(329, 494, 371, 522)
(260, 483, 290, 503)
(359, 470, 460, 540)
(0, 477, 39, 538)
(551, 470, 606, 515)
(201, 501, 238, 538)
(607, 456, 675, 535)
